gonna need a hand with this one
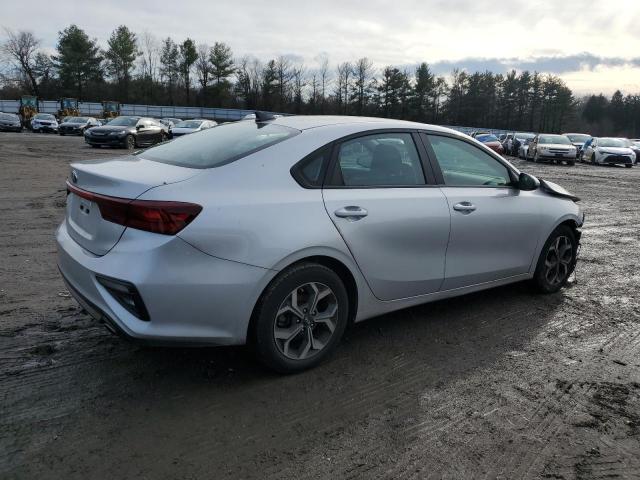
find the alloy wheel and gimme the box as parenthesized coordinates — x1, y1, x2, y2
(544, 235, 573, 286)
(273, 282, 338, 360)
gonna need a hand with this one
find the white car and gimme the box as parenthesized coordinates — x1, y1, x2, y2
(518, 139, 532, 159)
(527, 134, 577, 165)
(171, 119, 217, 137)
(31, 113, 59, 133)
(582, 138, 635, 168)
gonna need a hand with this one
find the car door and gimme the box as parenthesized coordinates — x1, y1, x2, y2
(322, 131, 451, 301)
(422, 133, 541, 290)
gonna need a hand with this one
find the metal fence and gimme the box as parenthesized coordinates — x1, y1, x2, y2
(0, 99, 527, 135)
(0, 99, 266, 122)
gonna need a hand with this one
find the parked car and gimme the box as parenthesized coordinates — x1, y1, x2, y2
(474, 133, 504, 154)
(527, 134, 577, 165)
(618, 139, 640, 165)
(518, 138, 532, 159)
(470, 131, 491, 138)
(59, 116, 101, 136)
(0, 112, 23, 132)
(31, 113, 59, 133)
(57, 115, 584, 373)
(501, 133, 514, 153)
(170, 119, 218, 137)
(159, 118, 182, 130)
(84, 116, 168, 149)
(563, 133, 591, 159)
(510, 132, 536, 156)
(582, 138, 635, 168)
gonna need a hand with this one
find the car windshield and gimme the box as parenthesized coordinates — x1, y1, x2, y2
(599, 138, 626, 148)
(515, 133, 535, 140)
(539, 135, 571, 145)
(175, 120, 203, 129)
(68, 117, 88, 123)
(107, 116, 139, 126)
(565, 134, 590, 143)
(0, 113, 18, 121)
(633, 141, 640, 148)
(476, 134, 498, 143)
(142, 121, 300, 168)
(35, 114, 55, 121)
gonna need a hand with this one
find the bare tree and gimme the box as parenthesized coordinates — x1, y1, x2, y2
(1, 28, 41, 96)
(139, 32, 159, 81)
(292, 65, 307, 113)
(352, 57, 374, 114)
(318, 56, 330, 113)
(275, 56, 294, 110)
(196, 43, 211, 90)
(335, 62, 353, 114)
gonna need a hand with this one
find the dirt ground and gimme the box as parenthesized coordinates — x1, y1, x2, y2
(1, 132, 639, 479)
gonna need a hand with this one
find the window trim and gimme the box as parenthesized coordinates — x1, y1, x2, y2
(290, 143, 334, 189)
(323, 129, 437, 189)
(419, 131, 519, 188)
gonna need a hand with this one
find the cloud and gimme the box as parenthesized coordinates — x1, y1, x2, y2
(425, 53, 640, 76)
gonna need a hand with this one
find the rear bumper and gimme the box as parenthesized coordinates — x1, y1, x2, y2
(56, 220, 275, 346)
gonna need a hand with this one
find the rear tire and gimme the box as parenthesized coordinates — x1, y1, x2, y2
(253, 263, 349, 373)
(532, 225, 577, 294)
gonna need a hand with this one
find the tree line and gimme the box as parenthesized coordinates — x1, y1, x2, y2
(1, 25, 639, 137)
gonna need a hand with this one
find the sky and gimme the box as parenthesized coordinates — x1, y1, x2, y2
(2, 0, 640, 95)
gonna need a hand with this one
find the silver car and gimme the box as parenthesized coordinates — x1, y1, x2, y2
(57, 116, 584, 372)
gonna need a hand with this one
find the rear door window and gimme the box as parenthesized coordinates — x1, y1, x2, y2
(141, 121, 300, 168)
(329, 133, 425, 187)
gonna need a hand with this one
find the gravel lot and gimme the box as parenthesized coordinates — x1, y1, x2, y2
(1, 132, 639, 479)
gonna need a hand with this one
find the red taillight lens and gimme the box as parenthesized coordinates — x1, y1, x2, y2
(66, 181, 202, 235)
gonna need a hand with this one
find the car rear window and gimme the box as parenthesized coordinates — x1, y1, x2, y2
(141, 121, 300, 168)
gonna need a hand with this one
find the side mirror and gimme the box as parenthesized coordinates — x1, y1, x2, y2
(517, 172, 539, 191)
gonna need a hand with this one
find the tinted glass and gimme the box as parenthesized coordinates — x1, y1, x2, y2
(476, 134, 499, 143)
(69, 117, 88, 122)
(515, 133, 535, 140)
(599, 138, 625, 147)
(0, 113, 18, 121)
(539, 135, 571, 145)
(333, 133, 425, 186)
(35, 114, 55, 120)
(428, 135, 511, 187)
(142, 121, 300, 168)
(566, 134, 590, 143)
(175, 120, 203, 128)
(107, 116, 139, 126)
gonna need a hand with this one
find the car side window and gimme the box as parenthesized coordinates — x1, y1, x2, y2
(331, 133, 425, 187)
(426, 134, 512, 187)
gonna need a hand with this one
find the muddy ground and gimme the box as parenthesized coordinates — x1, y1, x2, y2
(1, 132, 639, 479)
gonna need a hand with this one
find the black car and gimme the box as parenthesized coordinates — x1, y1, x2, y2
(0, 112, 23, 132)
(59, 116, 101, 136)
(84, 116, 168, 149)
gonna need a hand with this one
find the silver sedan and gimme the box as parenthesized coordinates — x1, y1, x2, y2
(57, 115, 584, 373)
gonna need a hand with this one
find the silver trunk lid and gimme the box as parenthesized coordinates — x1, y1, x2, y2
(65, 155, 201, 256)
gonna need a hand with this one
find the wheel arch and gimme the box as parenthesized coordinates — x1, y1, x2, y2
(246, 252, 361, 345)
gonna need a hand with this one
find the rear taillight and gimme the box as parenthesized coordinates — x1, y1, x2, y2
(66, 181, 202, 235)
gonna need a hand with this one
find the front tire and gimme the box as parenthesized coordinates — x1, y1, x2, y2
(253, 263, 349, 373)
(124, 134, 136, 150)
(625, 164, 632, 168)
(532, 225, 577, 294)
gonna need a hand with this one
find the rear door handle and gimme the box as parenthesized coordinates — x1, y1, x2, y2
(334, 206, 368, 219)
(453, 202, 476, 213)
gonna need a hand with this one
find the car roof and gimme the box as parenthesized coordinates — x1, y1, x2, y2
(267, 115, 458, 135)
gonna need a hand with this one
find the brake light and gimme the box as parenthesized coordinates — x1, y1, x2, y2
(66, 181, 201, 235)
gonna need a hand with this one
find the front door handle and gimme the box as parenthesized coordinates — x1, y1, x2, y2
(334, 206, 368, 219)
(453, 202, 476, 213)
